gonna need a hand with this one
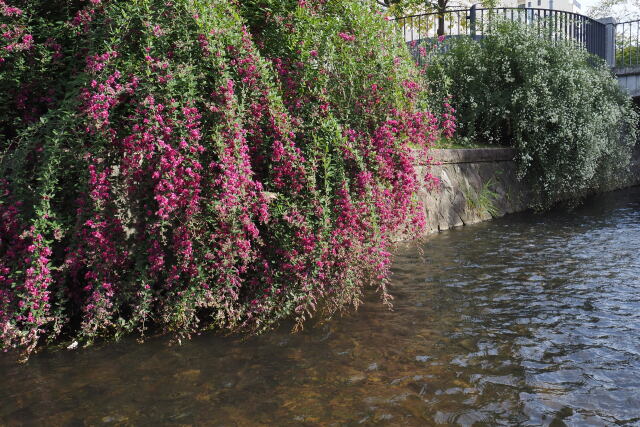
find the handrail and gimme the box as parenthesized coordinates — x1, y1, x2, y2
(616, 19, 640, 25)
(395, 6, 608, 65)
(399, 6, 604, 26)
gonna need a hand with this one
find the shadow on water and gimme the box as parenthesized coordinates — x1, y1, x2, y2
(1, 187, 640, 425)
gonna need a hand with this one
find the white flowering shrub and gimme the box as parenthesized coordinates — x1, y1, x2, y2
(426, 20, 638, 209)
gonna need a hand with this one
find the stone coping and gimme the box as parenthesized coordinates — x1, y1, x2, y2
(429, 148, 516, 164)
(612, 66, 640, 77)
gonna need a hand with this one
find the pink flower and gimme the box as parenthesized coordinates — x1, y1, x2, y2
(1, 4, 23, 16)
(152, 25, 164, 37)
(338, 32, 356, 42)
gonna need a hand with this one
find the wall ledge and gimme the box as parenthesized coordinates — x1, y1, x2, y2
(430, 148, 516, 164)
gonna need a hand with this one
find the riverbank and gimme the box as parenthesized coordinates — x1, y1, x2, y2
(414, 146, 640, 235)
(3, 186, 638, 425)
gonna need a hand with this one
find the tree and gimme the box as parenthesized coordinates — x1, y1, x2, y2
(377, 0, 496, 36)
(377, 0, 461, 36)
(587, 0, 640, 20)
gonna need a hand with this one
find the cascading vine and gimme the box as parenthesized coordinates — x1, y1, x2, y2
(0, 0, 453, 356)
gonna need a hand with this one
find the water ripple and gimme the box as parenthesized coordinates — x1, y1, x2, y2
(1, 187, 640, 425)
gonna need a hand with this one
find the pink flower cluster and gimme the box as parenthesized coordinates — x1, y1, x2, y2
(70, 1, 103, 33)
(1, 15, 33, 55)
(85, 51, 118, 73)
(441, 97, 457, 138)
(0, 185, 54, 352)
(0, 1, 22, 17)
(338, 32, 356, 42)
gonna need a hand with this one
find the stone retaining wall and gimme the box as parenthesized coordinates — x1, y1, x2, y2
(414, 148, 528, 234)
(412, 147, 640, 236)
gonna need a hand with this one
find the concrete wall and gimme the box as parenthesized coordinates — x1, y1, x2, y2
(614, 66, 640, 98)
(631, 144, 640, 184)
(412, 147, 640, 236)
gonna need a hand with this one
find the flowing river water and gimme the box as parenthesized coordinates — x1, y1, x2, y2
(2, 187, 640, 426)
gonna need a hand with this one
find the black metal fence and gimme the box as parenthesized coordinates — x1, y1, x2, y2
(396, 6, 607, 65)
(615, 19, 640, 67)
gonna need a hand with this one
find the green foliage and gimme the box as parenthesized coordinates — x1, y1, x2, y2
(464, 177, 499, 217)
(616, 43, 640, 67)
(0, 0, 446, 355)
(426, 20, 638, 209)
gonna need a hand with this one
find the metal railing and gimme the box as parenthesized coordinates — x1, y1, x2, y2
(395, 8, 470, 40)
(395, 8, 470, 66)
(615, 19, 640, 67)
(396, 6, 607, 65)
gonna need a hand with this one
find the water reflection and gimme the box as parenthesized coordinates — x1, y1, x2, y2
(2, 187, 640, 425)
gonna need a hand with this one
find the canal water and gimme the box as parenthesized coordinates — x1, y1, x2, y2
(2, 187, 640, 426)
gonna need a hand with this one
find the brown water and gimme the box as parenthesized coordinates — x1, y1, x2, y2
(2, 187, 640, 426)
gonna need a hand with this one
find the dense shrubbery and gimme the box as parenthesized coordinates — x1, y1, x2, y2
(426, 20, 638, 209)
(0, 0, 451, 355)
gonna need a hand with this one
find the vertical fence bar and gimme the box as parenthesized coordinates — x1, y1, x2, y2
(614, 22, 617, 65)
(469, 4, 477, 39)
(624, 22, 627, 65)
(625, 21, 628, 65)
(629, 22, 632, 65)
(410, 16, 414, 45)
(589, 18, 592, 54)
(633, 22, 640, 65)
(600, 20, 609, 59)
(402, 17, 406, 43)
(633, 21, 636, 65)
(418, 15, 422, 66)
(626, 22, 628, 65)
(599, 20, 603, 58)
(621, 23, 625, 65)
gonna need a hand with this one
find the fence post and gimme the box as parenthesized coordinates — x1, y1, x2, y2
(469, 4, 477, 39)
(597, 17, 616, 67)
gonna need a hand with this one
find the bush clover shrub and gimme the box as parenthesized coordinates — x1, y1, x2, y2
(0, 0, 452, 356)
